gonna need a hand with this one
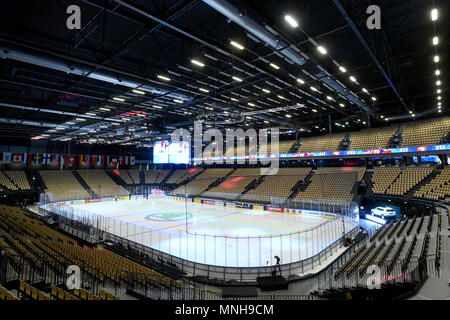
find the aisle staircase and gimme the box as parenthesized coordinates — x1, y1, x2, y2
(72, 171, 97, 198)
(288, 170, 315, 199)
(406, 169, 440, 198)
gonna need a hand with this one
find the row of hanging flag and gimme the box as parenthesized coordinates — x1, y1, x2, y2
(1, 152, 136, 166)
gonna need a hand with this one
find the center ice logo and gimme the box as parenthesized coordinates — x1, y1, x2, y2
(145, 212, 191, 221)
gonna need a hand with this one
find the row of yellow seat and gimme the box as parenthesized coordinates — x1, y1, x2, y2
(19, 280, 52, 300)
(50, 284, 80, 300)
(0, 285, 18, 300)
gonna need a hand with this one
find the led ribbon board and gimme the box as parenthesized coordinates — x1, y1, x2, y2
(193, 144, 450, 162)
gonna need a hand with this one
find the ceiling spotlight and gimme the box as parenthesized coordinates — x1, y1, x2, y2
(431, 8, 438, 21)
(349, 76, 357, 82)
(270, 63, 280, 70)
(113, 97, 125, 102)
(312, 109, 318, 113)
(434, 55, 440, 63)
(362, 88, 369, 94)
(435, 70, 441, 76)
(262, 89, 271, 93)
(173, 99, 183, 104)
(436, 80, 441, 86)
(157, 75, 171, 81)
(232, 76, 243, 82)
(132, 89, 145, 95)
(310, 86, 318, 92)
(371, 96, 377, 101)
(199, 88, 210, 93)
(230, 97, 239, 102)
(152, 105, 162, 109)
(437, 96, 441, 100)
(412, 114, 415, 117)
(409, 111, 413, 114)
(433, 36, 439, 45)
(326, 96, 334, 101)
(339, 103, 345, 108)
(339, 66, 347, 73)
(317, 46, 327, 55)
(230, 41, 244, 50)
(248, 102, 255, 107)
(286, 114, 292, 118)
(297, 78, 305, 84)
(437, 89, 441, 94)
(284, 14, 299, 28)
(191, 59, 205, 67)
(99, 107, 111, 111)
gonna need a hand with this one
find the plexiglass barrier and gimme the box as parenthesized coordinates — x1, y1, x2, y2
(39, 187, 359, 280)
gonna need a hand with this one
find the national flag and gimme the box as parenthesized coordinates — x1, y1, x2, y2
(68, 155, 76, 165)
(84, 155, 90, 165)
(111, 157, 118, 165)
(12, 153, 23, 164)
(42, 153, 51, 165)
(125, 156, 129, 165)
(91, 155, 97, 165)
(24, 153, 33, 164)
(32, 153, 42, 165)
(130, 156, 135, 166)
(51, 154, 59, 165)
(119, 156, 124, 165)
(98, 155, 104, 165)
(60, 154, 67, 164)
(2, 152, 11, 164)
(79, 155, 84, 164)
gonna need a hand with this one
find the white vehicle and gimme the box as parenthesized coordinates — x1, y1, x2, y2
(371, 206, 396, 219)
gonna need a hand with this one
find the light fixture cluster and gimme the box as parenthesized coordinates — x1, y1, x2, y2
(282, 13, 375, 114)
(431, 8, 443, 113)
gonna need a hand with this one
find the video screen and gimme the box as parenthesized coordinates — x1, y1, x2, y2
(363, 203, 401, 224)
(153, 141, 169, 163)
(412, 155, 440, 164)
(169, 141, 190, 164)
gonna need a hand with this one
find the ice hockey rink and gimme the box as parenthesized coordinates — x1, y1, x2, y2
(51, 197, 357, 267)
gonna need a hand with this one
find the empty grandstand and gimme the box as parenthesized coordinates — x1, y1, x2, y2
(0, 0, 448, 305)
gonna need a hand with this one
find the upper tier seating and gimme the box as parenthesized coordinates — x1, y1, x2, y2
(414, 168, 450, 201)
(298, 133, 346, 153)
(78, 170, 128, 197)
(348, 126, 398, 150)
(401, 117, 450, 147)
(258, 140, 297, 155)
(40, 170, 91, 201)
